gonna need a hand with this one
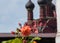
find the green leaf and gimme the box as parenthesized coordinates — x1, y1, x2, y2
(28, 36, 33, 40)
(27, 40, 31, 43)
(2, 41, 7, 43)
(11, 38, 23, 43)
(32, 37, 41, 40)
(29, 37, 42, 43)
(7, 40, 13, 43)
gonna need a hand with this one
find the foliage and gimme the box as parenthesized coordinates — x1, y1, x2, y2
(2, 38, 22, 43)
(2, 37, 41, 43)
(2, 23, 42, 43)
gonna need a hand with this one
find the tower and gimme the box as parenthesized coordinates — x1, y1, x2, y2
(25, 0, 35, 21)
(37, 0, 57, 33)
(37, 0, 56, 18)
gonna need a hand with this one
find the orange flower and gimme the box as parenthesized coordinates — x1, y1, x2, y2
(33, 41, 37, 43)
(20, 26, 31, 36)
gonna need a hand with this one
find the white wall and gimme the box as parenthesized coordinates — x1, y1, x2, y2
(56, 0, 60, 43)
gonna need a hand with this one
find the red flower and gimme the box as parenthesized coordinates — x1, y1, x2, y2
(23, 40, 27, 43)
(19, 29, 21, 32)
(34, 30, 38, 34)
(11, 31, 15, 34)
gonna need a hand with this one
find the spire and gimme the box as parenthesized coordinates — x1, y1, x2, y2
(29, 0, 31, 1)
(25, 0, 35, 21)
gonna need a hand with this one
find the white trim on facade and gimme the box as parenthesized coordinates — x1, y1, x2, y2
(56, 0, 60, 43)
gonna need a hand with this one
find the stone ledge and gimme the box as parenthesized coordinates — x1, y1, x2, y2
(0, 33, 56, 37)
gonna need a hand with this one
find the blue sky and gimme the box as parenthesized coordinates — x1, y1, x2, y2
(0, 0, 56, 33)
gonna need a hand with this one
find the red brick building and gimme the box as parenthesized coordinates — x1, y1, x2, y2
(25, 0, 57, 33)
